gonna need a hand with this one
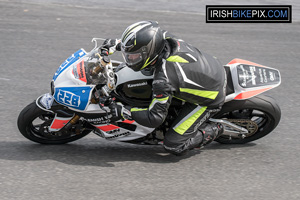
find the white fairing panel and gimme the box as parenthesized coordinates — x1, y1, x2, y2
(115, 66, 153, 87)
(51, 48, 156, 141)
(95, 121, 155, 141)
(225, 58, 281, 101)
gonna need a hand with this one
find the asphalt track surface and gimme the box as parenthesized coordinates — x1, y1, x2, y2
(0, 1, 299, 200)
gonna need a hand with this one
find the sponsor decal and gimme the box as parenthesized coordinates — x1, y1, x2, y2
(127, 82, 147, 88)
(86, 115, 112, 124)
(269, 71, 275, 81)
(237, 65, 280, 88)
(249, 66, 256, 85)
(40, 93, 54, 109)
(239, 65, 256, 87)
(105, 131, 131, 139)
(77, 60, 87, 83)
(263, 69, 268, 83)
(53, 49, 86, 81)
(258, 68, 264, 84)
(107, 129, 121, 134)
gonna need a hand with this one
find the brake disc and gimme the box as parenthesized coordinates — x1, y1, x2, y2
(227, 119, 258, 137)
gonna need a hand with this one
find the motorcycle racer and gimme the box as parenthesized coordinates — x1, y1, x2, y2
(103, 21, 226, 155)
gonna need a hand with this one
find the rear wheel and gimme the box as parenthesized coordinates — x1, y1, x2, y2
(17, 102, 91, 144)
(215, 95, 281, 144)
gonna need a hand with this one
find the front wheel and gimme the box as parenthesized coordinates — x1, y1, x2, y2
(215, 95, 281, 144)
(17, 102, 91, 144)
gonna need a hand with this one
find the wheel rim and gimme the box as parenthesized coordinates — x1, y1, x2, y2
(218, 108, 271, 140)
(28, 113, 83, 141)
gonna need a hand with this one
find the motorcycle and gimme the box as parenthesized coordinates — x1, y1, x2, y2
(17, 38, 281, 145)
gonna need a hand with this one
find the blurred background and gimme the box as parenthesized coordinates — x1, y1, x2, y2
(0, 0, 299, 199)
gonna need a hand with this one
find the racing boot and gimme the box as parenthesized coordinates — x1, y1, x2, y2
(163, 132, 204, 156)
(163, 123, 223, 156)
(200, 122, 224, 146)
(178, 122, 223, 153)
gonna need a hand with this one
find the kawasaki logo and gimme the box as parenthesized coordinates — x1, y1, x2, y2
(127, 82, 147, 88)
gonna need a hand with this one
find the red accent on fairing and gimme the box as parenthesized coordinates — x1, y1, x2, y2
(76, 60, 87, 83)
(122, 120, 135, 124)
(234, 87, 273, 100)
(50, 119, 70, 129)
(97, 124, 120, 132)
(227, 58, 266, 68)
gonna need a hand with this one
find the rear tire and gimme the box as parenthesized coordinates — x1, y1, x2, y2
(215, 95, 281, 144)
(17, 102, 90, 144)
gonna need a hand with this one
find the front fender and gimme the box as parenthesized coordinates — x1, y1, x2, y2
(36, 93, 74, 117)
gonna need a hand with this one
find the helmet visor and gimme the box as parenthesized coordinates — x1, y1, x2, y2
(122, 52, 143, 66)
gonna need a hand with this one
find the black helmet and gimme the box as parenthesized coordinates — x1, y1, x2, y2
(120, 21, 165, 71)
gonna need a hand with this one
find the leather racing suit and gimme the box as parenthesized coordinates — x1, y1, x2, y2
(129, 32, 226, 155)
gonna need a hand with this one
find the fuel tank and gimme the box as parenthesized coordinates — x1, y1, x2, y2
(113, 64, 153, 107)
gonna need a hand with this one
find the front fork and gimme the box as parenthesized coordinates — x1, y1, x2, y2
(50, 114, 82, 134)
(36, 93, 83, 133)
(36, 93, 112, 136)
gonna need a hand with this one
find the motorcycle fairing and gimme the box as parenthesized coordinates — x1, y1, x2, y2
(225, 58, 281, 101)
(49, 114, 73, 131)
(94, 120, 155, 141)
(40, 93, 55, 110)
(53, 49, 87, 81)
(234, 63, 280, 89)
(114, 66, 154, 106)
(72, 60, 87, 83)
(53, 86, 95, 111)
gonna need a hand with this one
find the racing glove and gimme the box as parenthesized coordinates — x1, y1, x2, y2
(101, 39, 121, 55)
(110, 102, 132, 120)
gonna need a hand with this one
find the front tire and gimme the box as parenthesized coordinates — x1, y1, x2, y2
(215, 95, 281, 144)
(17, 102, 91, 144)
